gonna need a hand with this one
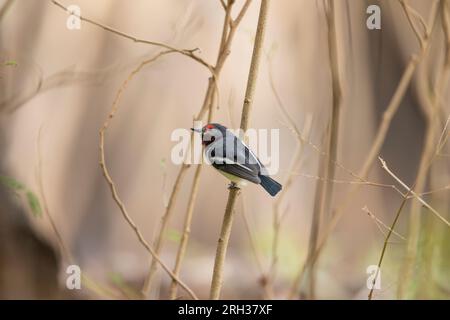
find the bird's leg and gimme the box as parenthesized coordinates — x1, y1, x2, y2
(228, 182, 240, 190)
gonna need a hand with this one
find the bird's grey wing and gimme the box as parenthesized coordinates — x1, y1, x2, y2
(212, 160, 261, 184)
(207, 133, 262, 183)
(234, 137, 271, 175)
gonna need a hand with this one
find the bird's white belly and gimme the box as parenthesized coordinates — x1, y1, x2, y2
(217, 170, 248, 186)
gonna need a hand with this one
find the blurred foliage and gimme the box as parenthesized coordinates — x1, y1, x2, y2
(0, 175, 42, 217)
(3, 59, 18, 67)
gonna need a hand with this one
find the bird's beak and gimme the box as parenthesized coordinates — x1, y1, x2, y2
(191, 128, 202, 133)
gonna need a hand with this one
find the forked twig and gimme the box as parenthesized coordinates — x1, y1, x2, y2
(379, 157, 450, 227)
(362, 206, 406, 241)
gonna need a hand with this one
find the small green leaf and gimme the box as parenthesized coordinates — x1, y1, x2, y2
(0, 175, 25, 190)
(166, 229, 181, 243)
(26, 191, 42, 217)
(4, 60, 18, 67)
(160, 158, 167, 170)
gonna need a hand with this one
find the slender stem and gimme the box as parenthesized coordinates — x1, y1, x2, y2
(209, 186, 241, 299)
(368, 192, 410, 300)
(287, 0, 440, 299)
(161, 0, 253, 299)
(304, 0, 343, 299)
(398, 0, 450, 298)
(141, 161, 190, 295)
(209, 0, 270, 300)
(168, 164, 203, 299)
(99, 51, 198, 300)
(380, 157, 450, 228)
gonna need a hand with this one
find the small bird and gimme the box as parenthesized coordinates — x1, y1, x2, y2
(191, 123, 282, 196)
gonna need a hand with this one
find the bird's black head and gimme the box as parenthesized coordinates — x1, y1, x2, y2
(191, 123, 228, 146)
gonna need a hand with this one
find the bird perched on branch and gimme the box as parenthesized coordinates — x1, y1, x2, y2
(191, 123, 282, 196)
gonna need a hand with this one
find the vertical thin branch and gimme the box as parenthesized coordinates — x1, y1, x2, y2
(165, 0, 254, 299)
(288, 0, 441, 300)
(304, 0, 343, 299)
(368, 188, 411, 300)
(209, 187, 241, 300)
(399, 2, 450, 295)
(225, 79, 270, 298)
(209, 0, 270, 300)
(142, 85, 212, 296)
(167, 86, 217, 299)
(167, 164, 203, 299)
(142, 159, 190, 296)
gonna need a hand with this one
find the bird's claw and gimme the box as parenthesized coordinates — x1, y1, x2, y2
(228, 182, 240, 190)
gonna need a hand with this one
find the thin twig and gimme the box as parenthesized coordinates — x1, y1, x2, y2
(295, 172, 406, 196)
(413, 184, 450, 197)
(368, 191, 411, 300)
(226, 83, 270, 298)
(167, 162, 202, 299)
(436, 115, 450, 153)
(399, 1, 450, 297)
(209, 0, 270, 300)
(50, 0, 214, 73)
(99, 51, 198, 300)
(304, 0, 343, 298)
(233, 0, 253, 28)
(399, 0, 426, 48)
(379, 157, 450, 227)
(150, 0, 252, 298)
(288, 0, 441, 300)
(219, 0, 227, 11)
(362, 206, 406, 241)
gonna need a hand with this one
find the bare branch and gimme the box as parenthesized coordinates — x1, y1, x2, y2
(219, 0, 227, 11)
(379, 157, 450, 227)
(50, 0, 214, 72)
(362, 206, 406, 240)
(399, 0, 427, 47)
(288, 1, 441, 300)
(99, 50, 198, 300)
(233, 0, 253, 27)
(210, 0, 270, 300)
(149, 0, 247, 298)
(368, 191, 410, 300)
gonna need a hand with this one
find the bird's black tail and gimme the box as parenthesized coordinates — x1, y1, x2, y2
(259, 175, 282, 196)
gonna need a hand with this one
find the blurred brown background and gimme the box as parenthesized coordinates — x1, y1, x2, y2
(0, 0, 449, 299)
